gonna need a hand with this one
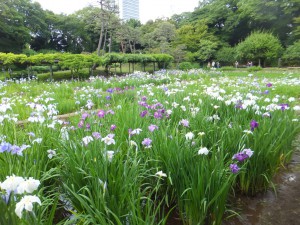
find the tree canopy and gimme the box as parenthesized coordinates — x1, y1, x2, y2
(0, 0, 299, 66)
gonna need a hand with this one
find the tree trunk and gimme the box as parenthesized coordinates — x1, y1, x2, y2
(120, 41, 125, 53)
(108, 33, 112, 53)
(129, 41, 133, 53)
(102, 28, 107, 52)
(97, 21, 105, 56)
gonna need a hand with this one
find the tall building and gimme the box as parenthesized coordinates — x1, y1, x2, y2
(118, 0, 139, 21)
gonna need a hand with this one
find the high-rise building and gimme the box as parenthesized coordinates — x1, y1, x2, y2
(118, 0, 139, 21)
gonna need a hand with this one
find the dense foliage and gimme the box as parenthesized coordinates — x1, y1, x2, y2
(0, 0, 299, 66)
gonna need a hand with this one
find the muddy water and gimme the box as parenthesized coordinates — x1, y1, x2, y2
(222, 136, 300, 225)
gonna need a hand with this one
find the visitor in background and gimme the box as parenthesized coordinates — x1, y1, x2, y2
(235, 61, 239, 68)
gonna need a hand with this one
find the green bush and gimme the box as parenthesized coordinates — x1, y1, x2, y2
(216, 47, 237, 65)
(31, 65, 60, 73)
(282, 40, 300, 66)
(236, 31, 283, 67)
(37, 70, 90, 81)
(247, 66, 262, 72)
(179, 62, 194, 70)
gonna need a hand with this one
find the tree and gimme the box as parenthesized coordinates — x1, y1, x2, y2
(96, 0, 119, 55)
(237, 0, 300, 45)
(0, 0, 32, 52)
(139, 19, 176, 53)
(215, 46, 237, 65)
(175, 20, 212, 52)
(172, 44, 187, 68)
(195, 40, 219, 62)
(282, 40, 300, 66)
(171, 12, 192, 28)
(236, 31, 283, 66)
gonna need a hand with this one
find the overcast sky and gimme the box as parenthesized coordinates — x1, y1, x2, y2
(34, 0, 199, 23)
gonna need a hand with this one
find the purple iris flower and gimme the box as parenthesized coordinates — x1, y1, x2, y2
(230, 164, 240, 174)
(140, 110, 148, 118)
(266, 83, 272, 87)
(233, 152, 249, 162)
(148, 124, 158, 132)
(106, 88, 114, 93)
(110, 124, 117, 131)
(11, 145, 29, 156)
(81, 112, 90, 120)
(10, 145, 21, 155)
(97, 110, 106, 118)
(106, 110, 115, 115)
(141, 96, 147, 101)
(142, 138, 152, 147)
(180, 119, 189, 127)
(279, 103, 289, 111)
(138, 101, 148, 107)
(154, 111, 163, 119)
(0, 142, 12, 153)
(250, 120, 259, 131)
(235, 101, 243, 109)
(78, 120, 84, 128)
(92, 132, 101, 139)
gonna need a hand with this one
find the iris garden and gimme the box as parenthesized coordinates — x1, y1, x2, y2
(0, 69, 299, 225)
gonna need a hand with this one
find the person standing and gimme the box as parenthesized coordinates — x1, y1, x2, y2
(235, 61, 239, 68)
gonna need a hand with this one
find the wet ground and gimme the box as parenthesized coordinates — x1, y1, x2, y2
(222, 135, 300, 225)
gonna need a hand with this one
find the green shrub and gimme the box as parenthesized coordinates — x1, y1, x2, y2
(179, 62, 194, 70)
(247, 66, 262, 72)
(216, 47, 237, 65)
(282, 40, 300, 66)
(31, 65, 60, 73)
